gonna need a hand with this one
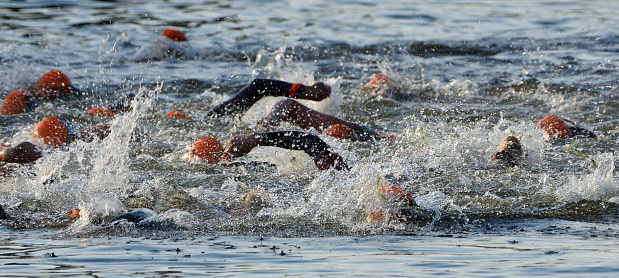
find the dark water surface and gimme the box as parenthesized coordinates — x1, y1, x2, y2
(1, 0, 618, 276)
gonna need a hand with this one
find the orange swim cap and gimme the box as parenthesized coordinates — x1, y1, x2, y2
(32, 117, 72, 147)
(368, 73, 392, 86)
(87, 107, 118, 117)
(189, 137, 223, 163)
(34, 70, 73, 98)
(161, 29, 187, 42)
(538, 115, 570, 141)
(67, 208, 81, 219)
(325, 124, 353, 140)
(1, 89, 36, 115)
(165, 110, 193, 120)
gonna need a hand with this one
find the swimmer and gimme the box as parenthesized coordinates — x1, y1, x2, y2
(1, 89, 37, 115)
(367, 179, 433, 224)
(187, 131, 349, 171)
(164, 110, 193, 120)
(487, 135, 524, 169)
(364, 73, 415, 101)
(135, 28, 193, 63)
(30, 70, 82, 99)
(228, 191, 271, 216)
(538, 115, 596, 141)
(31, 116, 112, 148)
(258, 98, 389, 141)
(205, 79, 331, 118)
(87, 93, 136, 117)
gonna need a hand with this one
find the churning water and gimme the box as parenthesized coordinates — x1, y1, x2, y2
(1, 0, 618, 276)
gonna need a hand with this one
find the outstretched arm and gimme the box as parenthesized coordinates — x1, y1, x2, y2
(258, 99, 354, 132)
(222, 131, 348, 170)
(206, 79, 331, 118)
(259, 99, 384, 141)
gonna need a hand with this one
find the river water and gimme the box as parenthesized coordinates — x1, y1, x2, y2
(1, 0, 618, 276)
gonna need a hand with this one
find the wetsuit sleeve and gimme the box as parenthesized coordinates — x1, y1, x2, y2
(260, 131, 330, 163)
(568, 126, 597, 139)
(206, 79, 299, 118)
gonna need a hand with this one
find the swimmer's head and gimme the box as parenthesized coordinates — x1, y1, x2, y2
(369, 186, 421, 223)
(165, 110, 193, 120)
(366, 73, 396, 94)
(188, 137, 223, 164)
(538, 115, 570, 141)
(488, 135, 524, 168)
(33, 70, 73, 99)
(161, 29, 187, 42)
(325, 124, 355, 140)
(1, 89, 37, 115)
(87, 107, 118, 117)
(32, 116, 73, 147)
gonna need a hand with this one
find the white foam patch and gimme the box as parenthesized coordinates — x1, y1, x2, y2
(557, 152, 618, 203)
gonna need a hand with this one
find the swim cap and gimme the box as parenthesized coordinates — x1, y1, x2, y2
(33, 70, 73, 98)
(368, 73, 393, 86)
(189, 137, 223, 163)
(161, 29, 187, 42)
(325, 124, 353, 140)
(538, 115, 570, 141)
(87, 107, 118, 117)
(1, 89, 36, 115)
(67, 208, 81, 219)
(32, 116, 72, 147)
(165, 110, 193, 120)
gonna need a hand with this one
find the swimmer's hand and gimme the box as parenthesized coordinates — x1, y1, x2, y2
(351, 125, 382, 141)
(315, 150, 349, 171)
(221, 133, 263, 161)
(0, 142, 43, 163)
(302, 82, 331, 101)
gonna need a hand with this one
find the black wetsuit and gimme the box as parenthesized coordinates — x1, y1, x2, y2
(260, 131, 329, 164)
(568, 126, 597, 139)
(0, 204, 8, 220)
(206, 79, 302, 118)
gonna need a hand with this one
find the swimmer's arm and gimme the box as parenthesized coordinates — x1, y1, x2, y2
(222, 131, 324, 159)
(568, 126, 597, 139)
(0, 142, 42, 163)
(221, 133, 263, 160)
(258, 99, 353, 132)
(206, 79, 331, 118)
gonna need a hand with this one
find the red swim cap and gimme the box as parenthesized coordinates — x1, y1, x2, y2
(161, 29, 187, 42)
(34, 70, 73, 98)
(538, 115, 570, 141)
(32, 117, 71, 147)
(165, 110, 193, 120)
(1, 89, 36, 115)
(87, 107, 118, 117)
(325, 124, 353, 140)
(189, 137, 223, 164)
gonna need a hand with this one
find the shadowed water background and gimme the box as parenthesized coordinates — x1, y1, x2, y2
(0, 0, 618, 276)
